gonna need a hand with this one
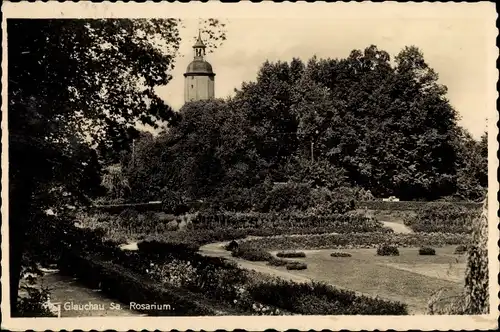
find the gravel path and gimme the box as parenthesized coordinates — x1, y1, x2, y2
(381, 221, 414, 234)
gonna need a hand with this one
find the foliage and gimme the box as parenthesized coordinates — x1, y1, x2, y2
(330, 252, 352, 258)
(418, 247, 436, 255)
(285, 262, 308, 270)
(247, 278, 408, 315)
(404, 204, 480, 233)
(240, 232, 469, 251)
(463, 198, 489, 314)
(7, 18, 226, 313)
(15, 286, 55, 318)
(427, 198, 489, 315)
(454, 244, 468, 255)
(189, 211, 389, 233)
(225, 240, 239, 251)
(276, 251, 306, 258)
(452, 129, 487, 201)
(59, 254, 223, 316)
(377, 245, 400, 256)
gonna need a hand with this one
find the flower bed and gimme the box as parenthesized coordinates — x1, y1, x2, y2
(247, 278, 408, 315)
(190, 212, 390, 233)
(276, 251, 306, 258)
(403, 205, 479, 233)
(330, 252, 352, 258)
(239, 232, 469, 251)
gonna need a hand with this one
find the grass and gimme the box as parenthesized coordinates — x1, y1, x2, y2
(263, 245, 466, 314)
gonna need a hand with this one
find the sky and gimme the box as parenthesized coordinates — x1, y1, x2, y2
(153, 4, 496, 139)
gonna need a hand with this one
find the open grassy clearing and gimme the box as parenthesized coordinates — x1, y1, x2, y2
(267, 245, 465, 314)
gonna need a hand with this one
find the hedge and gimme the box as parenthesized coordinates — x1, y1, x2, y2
(239, 232, 469, 251)
(248, 278, 408, 315)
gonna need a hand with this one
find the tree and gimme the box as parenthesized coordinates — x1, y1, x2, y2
(305, 45, 461, 199)
(8, 18, 226, 314)
(452, 129, 487, 201)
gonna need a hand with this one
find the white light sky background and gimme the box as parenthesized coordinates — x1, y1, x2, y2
(156, 14, 494, 139)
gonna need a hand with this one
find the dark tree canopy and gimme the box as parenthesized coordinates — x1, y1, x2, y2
(8, 18, 226, 314)
(119, 44, 485, 208)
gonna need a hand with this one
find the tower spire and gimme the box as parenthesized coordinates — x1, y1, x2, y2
(193, 29, 206, 59)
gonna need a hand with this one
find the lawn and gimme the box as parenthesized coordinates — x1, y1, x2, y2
(268, 245, 466, 314)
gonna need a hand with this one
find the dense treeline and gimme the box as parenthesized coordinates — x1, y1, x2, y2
(112, 45, 486, 205)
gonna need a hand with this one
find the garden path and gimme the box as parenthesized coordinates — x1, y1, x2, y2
(36, 269, 144, 317)
(380, 221, 413, 234)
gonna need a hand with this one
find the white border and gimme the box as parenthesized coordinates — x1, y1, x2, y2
(1, 2, 498, 331)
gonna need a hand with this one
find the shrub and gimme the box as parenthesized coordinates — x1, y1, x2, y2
(286, 262, 307, 270)
(454, 244, 467, 254)
(225, 240, 239, 251)
(231, 247, 272, 262)
(377, 245, 399, 256)
(267, 257, 289, 267)
(276, 251, 306, 258)
(419, 247, 436, 255)
(330, 252, 352, 258)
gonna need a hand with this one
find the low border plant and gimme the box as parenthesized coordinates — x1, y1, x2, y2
(376, 244, 399, 256)
(330, 252, 352, 258)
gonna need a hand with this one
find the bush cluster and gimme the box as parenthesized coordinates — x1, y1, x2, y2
(404, 204, 479, 233)
(276, 251, 306, 258)
(330, 252, 352, 258)
(376, 245, 399, 256)
(419, 247, 436, 255)
(454, 244, 468, 255)
(247, 279, 408, 315)
(240, 232, 469, 251)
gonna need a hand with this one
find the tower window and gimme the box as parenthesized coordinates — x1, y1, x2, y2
(191, 85, 194, 88)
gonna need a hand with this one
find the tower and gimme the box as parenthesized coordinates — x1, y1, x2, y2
(184, 31, 215, 103)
